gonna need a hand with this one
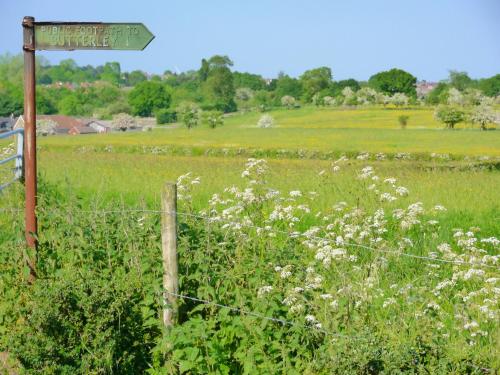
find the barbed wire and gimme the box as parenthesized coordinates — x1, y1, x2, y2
(1, 206, 499, 270)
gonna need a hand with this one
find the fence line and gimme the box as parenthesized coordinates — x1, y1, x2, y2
(0, 129, 24, 192)
(0, 206, 498, 271)
(162, 290, 352, 338)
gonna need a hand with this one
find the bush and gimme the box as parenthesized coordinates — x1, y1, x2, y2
(110, 113, 136, 131)
(434, 105, 465, 129)
(0, 184, 161, 374)
(257, 114, 274, 128)
(178, 102, 200, 129)
(155, 108, 177, 125)
(128, 81, 172, 117)
(398, 115, 409, 129)
(280, 95, 296, 109)
(202, 110, 224, 128)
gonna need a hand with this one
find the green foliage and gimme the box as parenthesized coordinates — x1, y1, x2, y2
(36, 87, 58, 115)
(369, 68, 417, 97)
(178, 102, 200, 129)
(128, 81, 172, 117)
(233, 71, 267, 91)
(0, 184, 161, 374)
(253, 90, 273, 112)
(275, 74, 303, 103)
(156, 108, 178, 124)
(202, 110, 224, 128)
(300, 67, 332, 102)
(448, 70, 473, 91)
(398, 115, 409, 128)
(0, 82, 23, 117)
(478, 74, 500, 97)
(202, 56, 237, 113)
(434, 105, 465, 129)
(330, 78, 360, 97)
(100, 62, 122, 85)
(0, 53, 24, 84)
(125, 70, 148, 86)
(425, 82, 449, 105)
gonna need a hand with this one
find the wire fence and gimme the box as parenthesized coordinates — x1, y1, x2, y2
(1, 203, 499, 349)
(1, 206, 498, 271)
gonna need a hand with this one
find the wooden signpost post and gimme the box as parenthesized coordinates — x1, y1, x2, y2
(22, 16, 154, 280)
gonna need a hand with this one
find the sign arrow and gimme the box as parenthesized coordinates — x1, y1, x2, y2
(34, 22, 155, 51)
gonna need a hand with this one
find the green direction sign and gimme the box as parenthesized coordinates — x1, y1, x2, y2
(34, 23, 154, 50)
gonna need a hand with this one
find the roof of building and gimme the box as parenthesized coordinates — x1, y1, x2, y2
(37, 115, 85, 130)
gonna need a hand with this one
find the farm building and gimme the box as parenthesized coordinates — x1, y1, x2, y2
(0, 115, 15, 133)
(14, 115, 101, 135)
(81, 119, 111, 133)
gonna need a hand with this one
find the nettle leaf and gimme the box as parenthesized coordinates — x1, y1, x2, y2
(179, 360, 196, 373)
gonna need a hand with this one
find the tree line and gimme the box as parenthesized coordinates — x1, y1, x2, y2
(0, 53, 498, 127)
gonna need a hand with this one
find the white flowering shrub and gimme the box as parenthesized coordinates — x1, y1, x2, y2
(322, 95, 336, 106)
(391, 92, 409, 107)
(356, 87, 378, 105)
(469, 105, 497, 130)
(447, 87, 466, 106)
(280, 95, 296, 109)
(111, 113, 136, 131)
(257, 114, 274, 128)
(36, 119, 57, 136)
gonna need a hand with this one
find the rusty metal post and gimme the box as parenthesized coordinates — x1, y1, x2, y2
(23, 16, 37, 280)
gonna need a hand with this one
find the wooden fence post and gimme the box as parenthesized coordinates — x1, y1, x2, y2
(161, 182, 178, 328)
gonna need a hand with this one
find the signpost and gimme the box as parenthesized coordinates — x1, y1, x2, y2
(22, 16, 154, 280)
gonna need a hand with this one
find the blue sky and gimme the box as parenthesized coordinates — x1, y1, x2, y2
(1, 0, 499, 81)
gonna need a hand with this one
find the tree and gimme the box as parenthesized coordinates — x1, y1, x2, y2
(100, 62, 121, 85)
(235, 87, 254, 101)
(330, 79, 360, 97)
(36, 87, 57, 115)
(369, 68, 417, 97)
(341, 87, 356, 106)
(155, 109, 177, 125)
(274, 75, 303, 102)
(447, 88, 465, 106)
(300, 67, 332, 102)
(434, 105, 465, 129)
(178, 102, 200, 129)
(201, 55, 236, 112)
(202, 110, 224, 128)
(253, 90, 272, 112)
(232, 72, 266, 90)
(448, 70, 473, 91)
(391, 93, 409, 107)
(128, 81, 172, 117)
(469, 105, 497, 130)
(0, 82, 23, 116)
(198, 58, 210, 82)
(425, 82, 449, 105)
(281, 95, 296, 109)
(478, 74, 500, 97)
(111, 113, 136, 131)
(36, 119, 57, 136)
(356, 87, 377, 104)
(323, 96, 336, 106)
(126, 70, 147, 86)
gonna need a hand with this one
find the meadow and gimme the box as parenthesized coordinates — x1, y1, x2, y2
(1, 106, 499, 373)
(37, 107, 500, 156)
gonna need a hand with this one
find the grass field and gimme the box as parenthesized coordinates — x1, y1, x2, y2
(1, 106, 499, 373)
(35, 107, 500, 157)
